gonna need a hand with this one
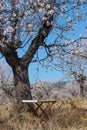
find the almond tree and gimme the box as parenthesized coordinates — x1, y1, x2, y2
(65, 38, 87, 97)
(0, 0, 87, 105)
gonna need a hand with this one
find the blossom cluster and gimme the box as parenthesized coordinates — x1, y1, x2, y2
(0, 0, 87, 48)
(0, 0, 56, 40)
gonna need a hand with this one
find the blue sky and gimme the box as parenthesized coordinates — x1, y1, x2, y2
(29, 62, 64, 83)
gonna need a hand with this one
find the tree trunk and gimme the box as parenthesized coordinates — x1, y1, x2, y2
(80, 84, 84, 97)
(13, 65, 32, 102)
(5, 52, 33, 111)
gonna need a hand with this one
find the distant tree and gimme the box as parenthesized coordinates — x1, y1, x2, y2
(71, 72, 86, 97)
(65, 42, 87, 97)
(0, 59, 13, 85)
(0, 0, 87, 107)
(0, 60, 14, 98)
(77, 74, 86, 97)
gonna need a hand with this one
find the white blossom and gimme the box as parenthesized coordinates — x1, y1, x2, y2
(7, 21, 11, 24)
(79, 0, 86, 4)
(0, 5, 4, 10)
(29, 32, 33, 37)
(46, 4, 50, 9)
(49, 9, 54, 15)
(28, 24, 33, 28)
(37, 0, 40, 2)
(14, 36, 17, 40)
(25, 10, 30, 15)
(42, 16, 48, 21)
(42, 9, 46, 14)
(46, 21, 51, 26)
(29, 0, 34, 4)
(5, 26, 14, 34)
(15, 3, 21, 8)
(12, 13, 16, 17)
(40, 2, 44, 7)
(66, 23, 72, 29)
(39, 8, 43, 12)
(66, 16, 72, 21)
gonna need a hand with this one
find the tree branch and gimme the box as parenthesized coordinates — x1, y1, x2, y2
(21, 18, 53, 65)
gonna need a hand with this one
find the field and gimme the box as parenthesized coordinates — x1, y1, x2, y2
(0, 98, 87, 130)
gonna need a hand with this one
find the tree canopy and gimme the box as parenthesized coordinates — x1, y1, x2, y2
(0, 0, 87, 102)
(0, 0, 87, 68)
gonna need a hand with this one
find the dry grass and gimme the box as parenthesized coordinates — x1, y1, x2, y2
(0, 97, 87, 130)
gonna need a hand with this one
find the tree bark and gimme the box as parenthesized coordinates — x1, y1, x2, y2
(80, 84, 84, 97)
(4, 50, 33, 109)
(12, 64, 34, 111)
(13, 65, 32, 102)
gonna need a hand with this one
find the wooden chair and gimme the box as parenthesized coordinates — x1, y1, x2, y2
(22, 100, 56, 120)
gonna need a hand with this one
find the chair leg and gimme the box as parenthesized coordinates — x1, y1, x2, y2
(40, 102, 55, 119)
(36, 103, 49, 119)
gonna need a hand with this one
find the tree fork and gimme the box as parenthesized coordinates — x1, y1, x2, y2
(5, 50, 33, 105)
